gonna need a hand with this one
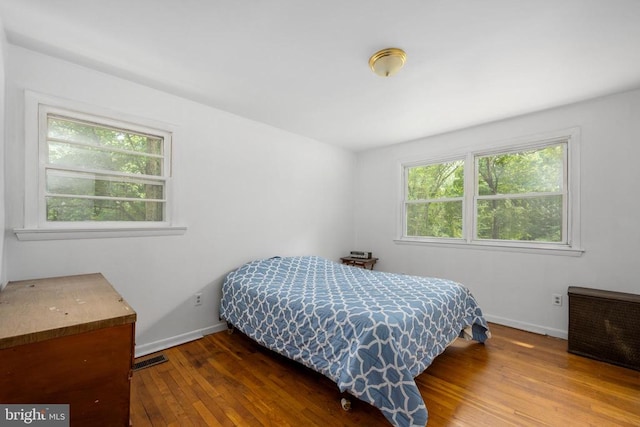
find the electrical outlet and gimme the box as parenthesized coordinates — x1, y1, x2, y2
(552, 294, 562, 306)
(194, 292, 203, 306)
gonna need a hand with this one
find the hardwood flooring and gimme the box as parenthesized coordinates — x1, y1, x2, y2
(130, 323, 640, 426)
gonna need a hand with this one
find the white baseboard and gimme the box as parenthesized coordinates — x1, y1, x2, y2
(484, 314, 568, 340)
(134, 322, 229, 358)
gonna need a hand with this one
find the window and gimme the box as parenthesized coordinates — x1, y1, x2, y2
(16, 92, 185, 240)
(399, 130, 581, 254)
(44, 113, 169, 223)
(405, 159, 464, 238)
(475, 144, 565, 242)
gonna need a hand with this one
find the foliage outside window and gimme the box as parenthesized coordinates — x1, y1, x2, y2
(402, 136, 576, 251)
(405, 160, 464, 238)
(43, 111, 170, 224)
(476, 144, 564, 242)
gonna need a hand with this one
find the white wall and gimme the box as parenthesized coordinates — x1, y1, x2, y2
(354, 88, 640, 338)
(4, 45, 356, 355)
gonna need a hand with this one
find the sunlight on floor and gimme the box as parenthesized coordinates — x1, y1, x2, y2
(509, 339, 535, 349)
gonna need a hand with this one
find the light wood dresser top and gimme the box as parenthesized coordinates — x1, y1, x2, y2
(0, 273, 136, 349)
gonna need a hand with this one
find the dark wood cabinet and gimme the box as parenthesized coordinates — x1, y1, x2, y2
(568, 286, 639, 371)
(0, 273, 136, 426)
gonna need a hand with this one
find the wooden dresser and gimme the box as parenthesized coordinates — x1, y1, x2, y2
(0, 273, 136, 426)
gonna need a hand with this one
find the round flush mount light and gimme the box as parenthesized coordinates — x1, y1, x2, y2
(368, 48, 407, 77)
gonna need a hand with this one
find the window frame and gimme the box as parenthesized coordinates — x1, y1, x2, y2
(397, 128, 582, 256)
(16, 91, 186, 241)
(403, 156, 467, 242)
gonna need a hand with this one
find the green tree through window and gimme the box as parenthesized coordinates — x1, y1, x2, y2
(45, 115, 167, 222)
(476, 144, 564, 242)
(402, 140, 569, 245)
(405, 160, 464, 238)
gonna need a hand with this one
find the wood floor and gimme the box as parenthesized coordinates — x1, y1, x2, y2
(130, 323, 640, 426)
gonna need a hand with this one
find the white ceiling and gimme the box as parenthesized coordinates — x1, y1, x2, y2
(1, 0, 640, 152)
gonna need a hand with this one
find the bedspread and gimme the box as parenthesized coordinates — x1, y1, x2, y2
(220, 256, 490, 426)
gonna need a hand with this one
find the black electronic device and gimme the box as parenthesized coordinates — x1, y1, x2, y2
(349, 251, 372, 259)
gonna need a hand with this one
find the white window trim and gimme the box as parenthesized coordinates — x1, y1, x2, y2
(395, 128, 583, 256)
(15, 91, 186, 241)
(402, 155, 467, 241)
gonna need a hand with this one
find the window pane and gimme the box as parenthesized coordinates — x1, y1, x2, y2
(477, 144, 563, 196)
(48, 116, 163, 155)
(46, 197, 164, 222)
(476, 196, 562, 242)
(48, 141, 163, 176)
(406, 201, 462, 238)
(407, 160, 464, 200)
(46, 170, 164, 200)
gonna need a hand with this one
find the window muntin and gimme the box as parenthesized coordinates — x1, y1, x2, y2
(404, 160, 464, 238)
(400, 136, 576, 251)
(41, 111, 170, 224)
(475, 143, 566, 243)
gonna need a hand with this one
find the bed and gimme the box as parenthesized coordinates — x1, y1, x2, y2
(220, 256, 490, 427)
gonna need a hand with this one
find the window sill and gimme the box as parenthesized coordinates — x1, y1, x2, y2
(394, 238, 584, 257)
(14, 226, 187, 241)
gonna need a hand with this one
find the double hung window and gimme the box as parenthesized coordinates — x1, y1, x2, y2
(400, 130, 580, 254)
(17, 92, 184, 240)
(44, 112, 169, 223)
(475, 144, 565, 242)
(405, 159, 465, 239)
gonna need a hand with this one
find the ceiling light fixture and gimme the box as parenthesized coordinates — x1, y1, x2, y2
(368, 48, 407, 77)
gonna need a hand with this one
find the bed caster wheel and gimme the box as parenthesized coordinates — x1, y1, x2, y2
(341, 397, 351, 411)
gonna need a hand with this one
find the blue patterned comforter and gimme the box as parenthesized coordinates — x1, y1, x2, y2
(220, 256, 490, 427)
